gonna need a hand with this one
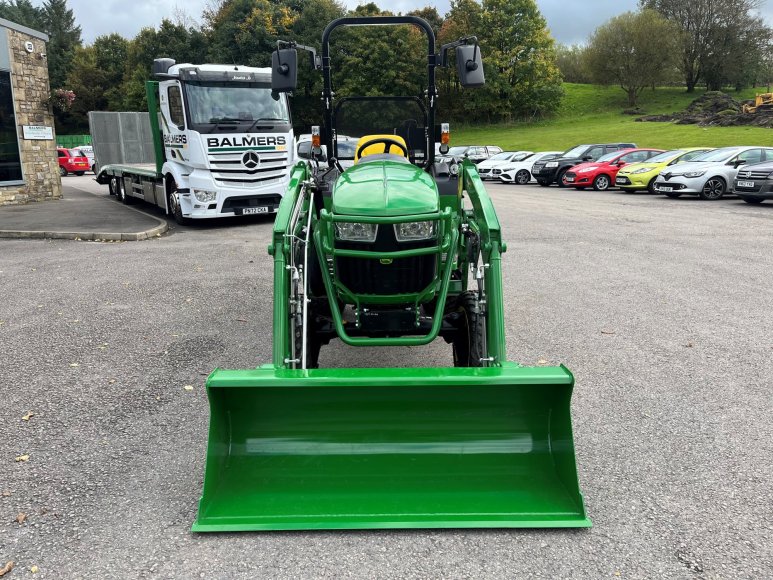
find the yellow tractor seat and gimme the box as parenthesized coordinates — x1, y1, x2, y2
(354, 134, 408, 162)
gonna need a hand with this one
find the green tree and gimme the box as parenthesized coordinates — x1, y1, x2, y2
(556, 44, 591, 84)
(42, 0, 82, 91)
(0, 0, 44, 29)
(585, 10, 680, 106)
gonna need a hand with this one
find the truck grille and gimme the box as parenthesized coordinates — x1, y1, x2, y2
(208, 150, 290, 185)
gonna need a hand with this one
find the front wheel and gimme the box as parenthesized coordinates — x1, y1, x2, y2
(647, 178, 657, 194)
(452, 291, 486, 368)
(699, 177, 726, 200)
(593, 174, 610, 191)
(116, 178, 131, 205)
(741, 196, 764, 205)
(515, 170, 530, 185)
(556, 169, 568, 188)
(167, 186, 190, 226)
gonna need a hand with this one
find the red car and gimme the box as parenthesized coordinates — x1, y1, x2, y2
(57, 147, 90, 177)
(563, 148, 664, 191)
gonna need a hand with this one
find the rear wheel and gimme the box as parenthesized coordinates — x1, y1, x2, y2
(59, 166, 67, 177)
(699, 177, 726, 200)
(537, 179, 550, 187)
(741, 196, 764, 204)
(116, 178, 131, 204)
(108, 176, 119, 196)
(593, 174, 610, 191)
(452, 291, 485, 368)
(515, 170, 530, 185)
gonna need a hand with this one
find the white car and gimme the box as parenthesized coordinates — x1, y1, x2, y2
(76, 145, 96, 173)
(498, 151, 564, 184)
(296, 134, 358, 170)
(653, 146, 773, 200)
(477, 151, 533, 180)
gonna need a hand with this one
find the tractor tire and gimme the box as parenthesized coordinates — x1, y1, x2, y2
(59, 166, 67, 177)
(699, 177, 726, 200)
(515, 170, 530, 185)
(741, 196, 764, 204)
(593, 174, 610, 191)
(556, 169, 568, 188)
(452, 291, 485, 368)
(537, 179, 550, 187)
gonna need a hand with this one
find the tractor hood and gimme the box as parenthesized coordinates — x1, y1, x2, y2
(332, 160, 439, 217)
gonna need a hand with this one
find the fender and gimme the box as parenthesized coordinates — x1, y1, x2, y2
(161, 162, 191, 215)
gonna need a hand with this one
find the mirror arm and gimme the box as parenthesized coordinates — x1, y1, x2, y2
(439, 36, 478, 68)
(277, 40, 322, 70)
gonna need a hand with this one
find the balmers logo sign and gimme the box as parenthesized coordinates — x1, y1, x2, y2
(207, 136, 287, 148)
(164, 134, 187, 146)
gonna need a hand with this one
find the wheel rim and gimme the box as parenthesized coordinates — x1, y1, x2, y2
(110, 178, 117, 195)
(596, 176, 609, 190)
(703, 179, 724, 199)
(59, 167, 66, 177)
(169, 192, 179, 215)
(516, 170, 529, 184)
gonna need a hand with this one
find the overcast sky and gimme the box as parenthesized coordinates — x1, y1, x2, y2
(67, 0, 772, 46)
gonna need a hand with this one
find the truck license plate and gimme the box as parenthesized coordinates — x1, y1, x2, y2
(737, 180, 755, 188)
(660, 186, 673, 192)
(242, 207, 269, 215)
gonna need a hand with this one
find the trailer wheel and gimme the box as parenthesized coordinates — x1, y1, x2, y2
(452, 291, 486, 368)
(117, 178, 132, 205)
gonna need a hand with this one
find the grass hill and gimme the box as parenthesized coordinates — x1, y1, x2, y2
(455, 83, 770, 151)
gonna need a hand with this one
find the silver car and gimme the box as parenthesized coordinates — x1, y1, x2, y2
(653, 146, 773, 200)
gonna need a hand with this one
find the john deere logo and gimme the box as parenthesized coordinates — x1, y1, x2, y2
(242, 151, 260, 169)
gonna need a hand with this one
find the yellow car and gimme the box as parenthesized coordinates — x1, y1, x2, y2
(615, 148, 714, 193)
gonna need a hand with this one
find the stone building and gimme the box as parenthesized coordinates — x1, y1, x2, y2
(0, 18, 60, 205)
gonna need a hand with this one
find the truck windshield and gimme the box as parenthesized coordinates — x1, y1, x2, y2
(184, 81, 290, 130)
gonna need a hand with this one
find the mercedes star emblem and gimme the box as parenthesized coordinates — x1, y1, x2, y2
(242, 151, 260, 169)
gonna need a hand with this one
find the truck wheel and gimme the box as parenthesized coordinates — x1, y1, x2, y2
(168, 189, 190, 226)
(556, 169, 568, 188)
(515, 170, 530, 185)
(452, 291, 485, 368)
(59, 166, 67, 177)
(108, 176, 119, 196)
(116, 179, 131, 204)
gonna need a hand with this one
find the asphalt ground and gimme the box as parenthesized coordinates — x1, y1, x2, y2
(1, 176, 772, 578)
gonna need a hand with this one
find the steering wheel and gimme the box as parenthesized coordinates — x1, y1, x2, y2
(355, 137, 409, 160)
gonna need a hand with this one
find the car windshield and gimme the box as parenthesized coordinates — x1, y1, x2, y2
(596, 151, 621, 163)
(448, 146, 469, 156)
(690, 147, 742, 162)
(646, 150, 685, 163)
(184, 81, 290, 128)
(489, 152, 513, 161)
(562, 145, 589, 158)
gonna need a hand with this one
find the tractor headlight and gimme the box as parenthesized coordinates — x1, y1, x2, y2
(193, 189, 217, 202)
(394, 221, 436, 242)
(683, 171, 706, 178)
(335, 222, 378, 242)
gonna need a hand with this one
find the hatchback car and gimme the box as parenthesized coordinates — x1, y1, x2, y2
(653, 146, 773, 200)
(614, 148, 713, 193)
(498, 152, 563, 184)
(477, 151, 533, 180)
(57, 147, 90, 176)
(563, 148, 664, 191)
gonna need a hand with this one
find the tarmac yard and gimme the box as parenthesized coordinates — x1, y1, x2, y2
(1, 176, 771, 578)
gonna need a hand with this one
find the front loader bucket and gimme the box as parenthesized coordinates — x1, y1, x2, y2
(192, 363, 590, 532)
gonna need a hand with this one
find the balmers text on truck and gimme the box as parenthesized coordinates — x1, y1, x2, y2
(94, 60, 295, 224)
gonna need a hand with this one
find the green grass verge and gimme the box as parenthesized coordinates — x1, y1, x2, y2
(454, 83, 771, 151)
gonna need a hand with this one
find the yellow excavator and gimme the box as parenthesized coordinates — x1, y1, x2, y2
(742, 93, 773, 114)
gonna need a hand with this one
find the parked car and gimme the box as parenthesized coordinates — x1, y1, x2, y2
(498, 151, 563, 184)
(57, 147, 90, 176)
(296, 134, 357, 170)
(614, 147, 713, 193)
(532, 143, 637, 186)
(477, 151, 533, 180)
(436, 145, 503, 165)
(653, 146, 773, 200)
(77, 145, 96, 173)
(733, 161, 773, 204)
(563, 148, 664, 191)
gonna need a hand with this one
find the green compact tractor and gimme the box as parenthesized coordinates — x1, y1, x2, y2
(193, 16, 590, 532)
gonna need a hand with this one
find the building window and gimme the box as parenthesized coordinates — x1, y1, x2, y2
(0, 70, 22, 182)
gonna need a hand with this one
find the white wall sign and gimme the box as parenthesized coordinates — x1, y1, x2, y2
(22, 125, 53, 140)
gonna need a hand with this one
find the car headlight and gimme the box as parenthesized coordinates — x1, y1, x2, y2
(545, 161, 558, 168)
(394, 221, 436, 242)
(683, 171, 706, 178)
(578, 167, 595, 173)
(631, 167, 652, 174)
(193, 189, 217, 203)
(335, 222, 378, 242)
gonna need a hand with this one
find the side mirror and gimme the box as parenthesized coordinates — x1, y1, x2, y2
(617, 161, 626, 167)
(734, 159, 747, 168)
(456, 45, 485, 87)
(271, 49, 297, 92)
(582, 155, 593, 161)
